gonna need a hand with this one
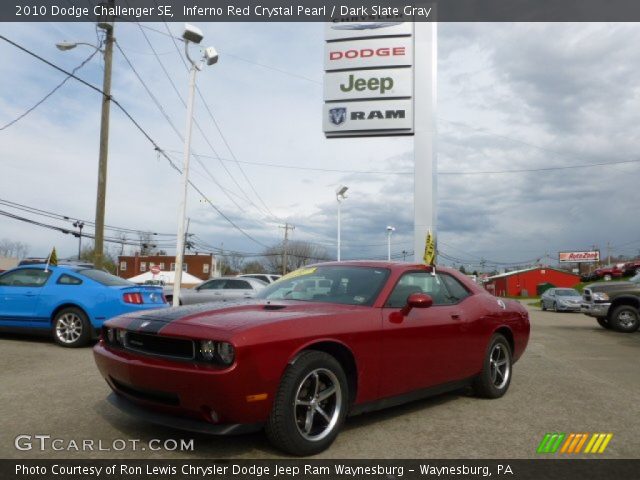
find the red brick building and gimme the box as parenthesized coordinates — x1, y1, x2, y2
(117, 253, 215, 281)
(484, 267, 580, 298)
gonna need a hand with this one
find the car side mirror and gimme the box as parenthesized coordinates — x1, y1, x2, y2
(400, 293, 433, 316)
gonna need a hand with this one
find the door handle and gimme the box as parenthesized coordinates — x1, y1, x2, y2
(451, 313, 461, 320)
(25, 292, 37, 297)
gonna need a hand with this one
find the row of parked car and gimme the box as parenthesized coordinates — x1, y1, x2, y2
(580, 260, 640, 282)
(0, 262, 281, 347)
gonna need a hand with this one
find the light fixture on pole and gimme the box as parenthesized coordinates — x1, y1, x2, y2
(73, 221, 85, 259)
(172, 24, 218, 307)
(386, 226, 396, 261)
(335, 185, 348, 261)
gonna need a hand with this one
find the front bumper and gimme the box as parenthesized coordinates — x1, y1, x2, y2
(107, 393, 261, 435)
(93, 342, 275, 429)
(556, 303, 582, 312)
(581, 302, 611, 318)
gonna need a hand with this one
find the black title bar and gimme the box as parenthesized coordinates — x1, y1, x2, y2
(4, 0, 640, 22)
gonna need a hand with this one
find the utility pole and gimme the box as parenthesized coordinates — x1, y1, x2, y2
(607, 241, 612, 265)
(280, 223, 295, 275)
(94, 3, 115, 270)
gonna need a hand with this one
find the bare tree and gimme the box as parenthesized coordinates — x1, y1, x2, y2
(262, 240, 328, 274)
(138, 232, 156, 256)
(243, 260, 266, 274)
(0, 239, 30, 259)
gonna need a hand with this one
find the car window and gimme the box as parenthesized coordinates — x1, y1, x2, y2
(440, 274, 471, 302)
(199, 280, 225, 290)
(224, 279, 252, 290)
(385, 272, 453, 308)
(57, 274, 83, 285)
(556, 289, 579, 296)
(0, 268, 52, 287)
(77, 269, 132, 286)
(257, 266, 390, 306)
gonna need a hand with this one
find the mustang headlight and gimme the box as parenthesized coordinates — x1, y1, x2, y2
(592, 292, 610, 301)
(200, 340, 216, 361)
(217, 342, 235, 366)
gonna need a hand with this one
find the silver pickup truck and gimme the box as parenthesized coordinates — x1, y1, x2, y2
(581, 274, 640, 333)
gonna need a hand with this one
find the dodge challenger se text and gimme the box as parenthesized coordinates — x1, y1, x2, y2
(93, 262, 530, 455)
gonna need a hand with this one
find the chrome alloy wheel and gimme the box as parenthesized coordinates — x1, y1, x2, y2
(55, 312, 83, 344)
(489, 343, 510, 390)
(617, 310, 637, 329)
(294, 368, 342, 442)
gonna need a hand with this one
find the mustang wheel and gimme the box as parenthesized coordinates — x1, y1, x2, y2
(266, 351, 348, 456)
(596, 317, 612, 330)
(53, 307, 91, 347)
(609, 305, 640, 333)
(473, 334, 512, 399)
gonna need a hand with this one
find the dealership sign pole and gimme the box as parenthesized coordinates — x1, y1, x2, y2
(323, 16, 436, 263)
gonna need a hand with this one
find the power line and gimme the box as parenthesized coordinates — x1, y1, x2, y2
(1, 48, 99, 131)
(0, 34, 272, 249)
(159, 20, 283, 223)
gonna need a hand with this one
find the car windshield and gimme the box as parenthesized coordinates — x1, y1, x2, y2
(556, 289, 580, 296)
(256, 265, 390, 306)
(77, 269, 133, 286)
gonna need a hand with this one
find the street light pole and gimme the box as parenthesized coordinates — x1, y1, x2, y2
(386, 226, 395, 261)
(172, 25, 218, 307)
(94, 11, 115, 270)
(336, 185, 348, 261)
(173, 58, 198, 307)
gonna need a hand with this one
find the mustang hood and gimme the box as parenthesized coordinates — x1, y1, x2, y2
(114, 300, 362, 333)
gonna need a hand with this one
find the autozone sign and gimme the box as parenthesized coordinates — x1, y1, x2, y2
(324, 68, 413, 101)
(323, 100, 413, 135)
(324, 37, 413, 71)
(558, 251, 601, 263)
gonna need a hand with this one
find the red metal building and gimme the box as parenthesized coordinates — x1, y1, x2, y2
(484, 267, 580, 297)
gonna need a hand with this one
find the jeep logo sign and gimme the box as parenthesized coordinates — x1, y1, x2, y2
(324, 68, 413, 101)
(324, 37, 413, 71)
(323, 100, 414, 135)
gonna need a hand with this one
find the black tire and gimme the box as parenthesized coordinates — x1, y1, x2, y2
(473, 334, 512, 399)
(597, 317, 612, 330)
(609, 305, 640, 333)
(52, 307, 91, 347)
(266, 351, 348, 456)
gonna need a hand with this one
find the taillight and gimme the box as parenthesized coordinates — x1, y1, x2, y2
(123, 292, 144, 304)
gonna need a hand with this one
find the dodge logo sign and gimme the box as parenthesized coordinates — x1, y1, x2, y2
(329, 107, 347, 126)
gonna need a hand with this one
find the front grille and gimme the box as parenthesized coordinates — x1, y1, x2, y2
(111, 378, 179, 406)
(583, 288, 592, 302)
(123, 332, 195, 360)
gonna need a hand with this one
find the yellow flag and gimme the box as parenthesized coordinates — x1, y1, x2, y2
(423, 230, 436, 266)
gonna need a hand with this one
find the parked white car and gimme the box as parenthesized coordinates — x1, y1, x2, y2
(237, 273, 281, 284)
(168, 276, 268, 305)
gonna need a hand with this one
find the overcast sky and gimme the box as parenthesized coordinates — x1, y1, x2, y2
(1, 22, 639, 269)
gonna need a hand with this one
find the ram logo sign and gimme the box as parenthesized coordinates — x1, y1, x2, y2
(323, 100, 413, 136)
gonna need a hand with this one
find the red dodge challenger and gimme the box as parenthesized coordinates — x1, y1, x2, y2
(94, 262, 530, 455)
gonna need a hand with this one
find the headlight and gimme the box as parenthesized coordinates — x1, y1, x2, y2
(200, 340, 216, 361)
(593, 292, 610, 301)
(106, 328, 115, 343)
(198, 340, 235, 366)
(217, 342, 235, 366)
(116, 329, 126, 345)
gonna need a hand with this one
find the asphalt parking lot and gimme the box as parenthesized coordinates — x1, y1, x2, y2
(1, 305, 639, 459)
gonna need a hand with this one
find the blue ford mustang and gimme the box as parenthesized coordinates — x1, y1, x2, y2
(0, 264, 168, 347)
